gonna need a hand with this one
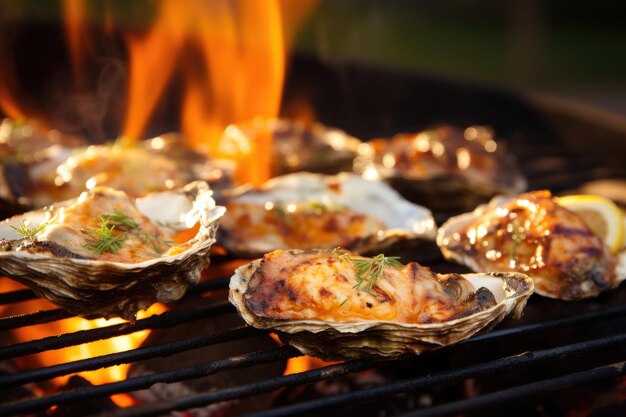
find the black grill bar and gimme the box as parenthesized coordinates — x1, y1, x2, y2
(0, 302, 234, 360)
(463, 304, 626, 345)
(0, 326, 262, 388)
(232, 332, 626, 417)
(113, 358, 390, 417)
(0, 346, 301, 416)
(399, 361, 626, 417)
(0, 308, 72, 331)
(0, 288, 36, 305)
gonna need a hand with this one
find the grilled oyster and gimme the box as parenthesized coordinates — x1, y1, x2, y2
(51, 135, 234, 204)
(0, 181, 225, 320)
(229, 249, 534, 359)
(220, 118, 361, 176)
(354, 125, 526, 213)
(218, 172, 436, 257)
(437, 191, 626, 300)
(0, 118, 80, 216)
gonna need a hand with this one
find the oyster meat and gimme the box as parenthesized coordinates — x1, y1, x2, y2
(220, 118, 361, 176)
(218, 172, 437, 257)
(354, 125, 527, 212)
(0, 181, 225, 320)
(437, 190, 626, 300)
(229, 249, 534, 359)
(50, 135, 234, 205)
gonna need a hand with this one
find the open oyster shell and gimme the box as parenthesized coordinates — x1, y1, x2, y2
(220, 118, 361, 176)
(229, 249, 534, 359)
(354, 125, 527, 213)
(437, 191, 626, 300)
(218, 172, 437, 257)
(0, 181, 225, 320)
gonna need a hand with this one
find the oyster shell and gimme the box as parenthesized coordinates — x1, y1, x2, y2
(354, 125, 527, 213)
(437, 191, 626, 300)
(229, 249, 534, 359)
(218, 172, 437, 257)
(220, 118, 361, 176)
(0, 181, 225, 320)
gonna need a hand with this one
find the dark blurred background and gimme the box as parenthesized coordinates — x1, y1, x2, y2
(296, 0, 626, 116)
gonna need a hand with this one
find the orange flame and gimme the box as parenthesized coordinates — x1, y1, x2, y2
(1, 278, 165, 407)
(122, 0, 317, 185)
(284, 355, 339, 375)
(61, 0, 94, 82)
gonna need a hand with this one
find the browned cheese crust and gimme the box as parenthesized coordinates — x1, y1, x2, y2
(221, 202, 386, 251)
(243, 249, 495, 324)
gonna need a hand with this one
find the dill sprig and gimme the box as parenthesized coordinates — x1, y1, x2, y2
(331, 248, 403, 294)
(101, 211, 139, 231)
(136, 231, 174, 254)
(84, 217, 127, 255)
(351, 254, 403, 293)
(11, 220, 47, 238)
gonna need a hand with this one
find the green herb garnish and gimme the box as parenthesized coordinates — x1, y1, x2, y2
(136, 231, 174, 254)
(101, 211, 140, 231)
(351, 254, 403, 293)
(11, 220, 47, 238)
(331, 248, 403, 295)
(84, 217, 127, 255)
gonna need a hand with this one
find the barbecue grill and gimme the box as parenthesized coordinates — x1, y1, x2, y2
(1, 54, 626, 416)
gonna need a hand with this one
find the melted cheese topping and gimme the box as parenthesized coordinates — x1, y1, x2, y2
(244, 250, 489, 324)
(38, 187, 179, 262)
(221, 202, 386, 252)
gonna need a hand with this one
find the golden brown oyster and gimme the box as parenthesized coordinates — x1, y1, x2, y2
(0, 181, 225, 320)
(229, 249, 533, 359)
(437, 190, 626, 300)
(355, 125, 526, 212)
(220, 118, 361, 176)
(49, 135, 233, 205)
(218, 172, 436, 257)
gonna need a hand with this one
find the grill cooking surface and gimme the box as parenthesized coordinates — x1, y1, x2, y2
(1, 139, 626, 417)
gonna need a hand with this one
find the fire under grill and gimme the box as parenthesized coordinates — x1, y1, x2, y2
(1, 129, 626, 417)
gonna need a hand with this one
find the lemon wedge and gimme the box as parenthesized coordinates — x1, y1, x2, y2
(557, 194, 625, 253)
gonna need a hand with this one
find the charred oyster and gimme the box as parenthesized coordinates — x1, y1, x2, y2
(229, 249, 534, 359)
(218, 172, 437, 257)
(0, 181, 225, 320)
(220, 118, 361, 176)
(437, 191, 626, 300)
(354, 125, 527, 213)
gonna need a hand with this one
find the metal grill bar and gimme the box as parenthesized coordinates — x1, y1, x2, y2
(223, 332, 626, 417)
(113, 358, 389, 417)
(0, 302, 234, 360)
(0, 289, 36, 305)
(0, 326, 262, 388)
(0, 308, 72, 331)
(399, 361, 626, 417)
(0, 347, 301, 416)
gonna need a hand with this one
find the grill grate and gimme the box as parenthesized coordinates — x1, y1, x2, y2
(1, 143, 626, 416)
